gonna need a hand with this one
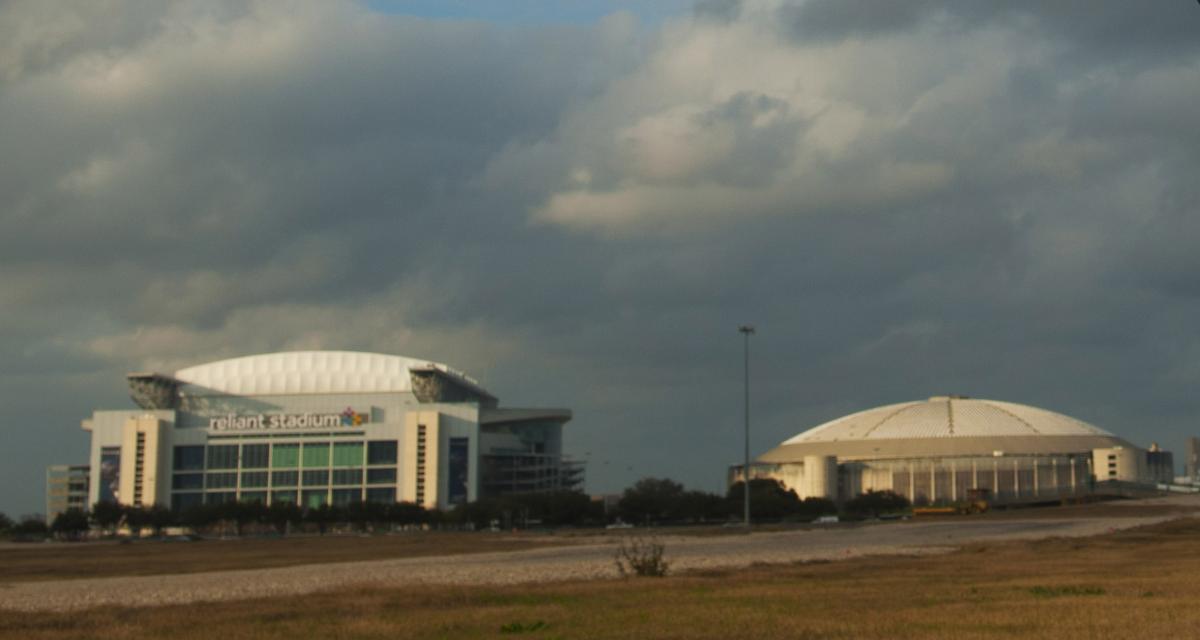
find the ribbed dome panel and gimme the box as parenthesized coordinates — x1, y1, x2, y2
(174, 351, 437, 395)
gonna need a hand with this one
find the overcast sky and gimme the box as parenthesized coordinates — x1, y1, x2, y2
(3, 0, 1199, 516)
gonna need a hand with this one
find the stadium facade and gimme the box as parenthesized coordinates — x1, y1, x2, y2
(735, 396, 1172, 505)
(45, 464, 90, 523)
(80, 351, 581, 512)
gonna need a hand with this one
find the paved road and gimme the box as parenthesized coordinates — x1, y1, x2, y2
(0, 513, 1182, 612)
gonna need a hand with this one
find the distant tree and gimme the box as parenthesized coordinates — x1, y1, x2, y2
(678, 490, 728, 523)
(305, 504, 343, 535)
(148, 505, 174, 537)
(386, 501, 427, 527)
(497, 490, 600, 527)
(726, 478, 805, 520)
(797, 496, 837, 519)
(843, 490, 909, 519)
(618, 477, 687, 524)
(51, 508, 90, 540)
(222, 501, 267, 536)
(13, 515, 49, 540)
(265, 502, 302, 535)
(124, 505, 151, 536)
(178, 504, 220, 531)
(91, 501, 124, 534)
(346, 501, 388, 532)
(0, 512, 13, 535)
(447, 498, 504, 529)
(538, 490, 604, 526)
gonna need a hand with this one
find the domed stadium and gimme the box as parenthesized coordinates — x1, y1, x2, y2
(75, 350, 580, 518)
(742, 396, 1169, 506)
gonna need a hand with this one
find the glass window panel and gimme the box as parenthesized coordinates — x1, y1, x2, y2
(172, 473, 204, 490)
(367, 441, 398, 465)
(996, 467, 1015, 501)
(173, 446, 205, 471)
(272, 490, 297, 504)
(206, 472, 238, 489)
(241, 471, 269, 488)
(367, 468, 397, 485)
(240, 491, 267, 504)
(365, 488, 395, 504)
(302, 489, 327, 509)
(171, 492, 203, 512)
(911, 463, 931, 506)
(332, 488, 360, 507)
(272, 470, 299, 487)
(333, 443, 364, 467)
(242, 444, 270, 469)
(302, 443, 330, 468)
(1056, 460, 1072, 490)
(207, 445, 239, 470)
(302, 470, 329, 486)
(332, 468, 363, 485)
(955, 470, 972, 500)
(1018, 466, 1034, 496)
(272, 443, 300, 468)
(206, 492, 236, 505)
(448, 437, 469, 506)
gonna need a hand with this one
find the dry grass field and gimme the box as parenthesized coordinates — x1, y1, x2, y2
(5, 496, 1185, 585)
(0, 532, 572, 583)
(4, 516, 1200, 639)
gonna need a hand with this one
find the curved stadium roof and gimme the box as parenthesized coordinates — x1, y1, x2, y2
(758, 396, 1133, 462)
(173, 350, 474, 396)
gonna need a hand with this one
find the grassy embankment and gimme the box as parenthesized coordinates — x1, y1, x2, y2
(4, 517, 1200, 639)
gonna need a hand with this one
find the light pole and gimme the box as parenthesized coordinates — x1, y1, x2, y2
(739, 324, 755, 528)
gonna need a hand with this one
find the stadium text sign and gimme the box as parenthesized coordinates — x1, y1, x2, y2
(209, 408, 369, 431)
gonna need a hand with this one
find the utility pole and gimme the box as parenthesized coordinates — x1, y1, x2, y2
(739, 325, 755, 528)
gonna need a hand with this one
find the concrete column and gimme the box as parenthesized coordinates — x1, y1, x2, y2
(908, 461, 915, 503)
(803, 456, 837, 500)
(951, 461, 958, 502)
(929, 465, 937, 503)
(1013, 459, 1020, 497)
(993, 460, 999, 499)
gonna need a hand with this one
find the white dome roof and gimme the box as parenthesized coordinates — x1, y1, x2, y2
(174, 351, 442, 396)
(785, 396, 1113, 444)
(760, 396, 1130, 462)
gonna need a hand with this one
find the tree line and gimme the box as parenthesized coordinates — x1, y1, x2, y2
(2, 478, 910, 540)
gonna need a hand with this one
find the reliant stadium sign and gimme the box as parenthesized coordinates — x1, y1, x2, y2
(209, 407, 369, 431)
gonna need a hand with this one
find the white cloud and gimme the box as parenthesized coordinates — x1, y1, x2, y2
(511, 4, 1151, 234)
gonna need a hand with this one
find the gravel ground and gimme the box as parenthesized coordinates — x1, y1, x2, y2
(0, 508, 1189, 613)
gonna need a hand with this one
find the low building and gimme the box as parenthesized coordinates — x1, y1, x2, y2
(1145, 444, 1175, 484)
(82, 350, 581, 512)
(45, 464, 90, 523)
(1186, 437, 1200, 482)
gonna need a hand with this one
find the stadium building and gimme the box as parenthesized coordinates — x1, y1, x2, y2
(736, 396, 1172, 506)
(80, 351, 581, 512)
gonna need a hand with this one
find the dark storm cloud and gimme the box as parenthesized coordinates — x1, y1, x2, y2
(693, 0, 742, 23)
(0, 2, 646, 344)
(783, 0, 1200, 59)
(2, 0, 1200, 515)
(781, 0, 939, 41)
